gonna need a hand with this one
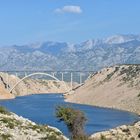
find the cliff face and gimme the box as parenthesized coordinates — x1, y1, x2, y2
(0, 72, 71, 99)
(66, 65, 140, 114)
(0, 107, 68, 140)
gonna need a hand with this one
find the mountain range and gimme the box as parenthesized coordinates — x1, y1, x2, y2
(0, 34, 140, 71)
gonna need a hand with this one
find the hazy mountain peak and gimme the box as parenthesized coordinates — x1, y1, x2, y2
(66, 43, 76, 52)
(0, 34, 140, 71)
(83, 40, 94, 50)
(29, 42, 43, 49)
(104, 34, 139, 44)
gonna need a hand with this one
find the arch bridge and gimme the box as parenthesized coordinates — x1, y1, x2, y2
(0, 71, 95, 93)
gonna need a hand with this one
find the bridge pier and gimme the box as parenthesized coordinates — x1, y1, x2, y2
(15, 73, 18, 83)
(52, 72, 55, 77)
(61, 72, 64, 81)
(25, 72, 27, 77)
(70, 72, 73, 90)
(80, 72, 82, 84)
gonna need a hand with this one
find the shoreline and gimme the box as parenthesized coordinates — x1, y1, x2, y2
(65, 98, 140, 116)
(1, 93, 139, 119)
(65, 96, 140, 139)
(1, 93, 140, 139)
(0, 92, 64, 100)
(1, 92, 140, 116)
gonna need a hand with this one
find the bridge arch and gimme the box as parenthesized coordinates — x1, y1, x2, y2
(9, 72, 66, 93)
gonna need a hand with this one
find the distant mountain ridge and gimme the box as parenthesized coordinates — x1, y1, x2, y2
(0, 34, 140, 71)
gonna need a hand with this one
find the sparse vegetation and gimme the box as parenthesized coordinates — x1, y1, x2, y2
(114, 66, 119, 73)
(138, 133, 140, 138)
(56, 105, 87, 140)
(0, 133, 12, 140)
(106, 72, 114, 80)
(53, 81, 60, 88)
(38, 80, 49, 87)
(104, 66, 120, 81)
(0, 113, 65, 140)
(0, 106, 10, 115)
(130, 137, 135, 140)
(0, 117, 22, 129)
(118, 65, 140, 88)
(28, 124, 45, 133)
(120, 65, 140, 80)
(138, 93, 140, 99)
(40, 134, 63, 140)
(100, 135, 107, 140)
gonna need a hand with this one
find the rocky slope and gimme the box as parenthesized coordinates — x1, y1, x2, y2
(0, 72, 70, 99)
(90, 121, 140, 140)
(0, 34, 140, 71)
(0, 106, 68, 140)
(0, 86, 14, 100)
(66, 64, 140, 114)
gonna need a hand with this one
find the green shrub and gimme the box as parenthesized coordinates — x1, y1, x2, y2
(100, 135, 107, 140)
(56, 106, 87, 140)
(138, 133, 140, 138)
(106, 73, 114, 80)
(0, 117, 22, 129)
(138, 93, 140, 97)
(105, 67, 119, 81)
(72, 135, 89, 140)
(0, 133, 12, 140)
(0, 106, 10, 115)
(40, 135, 59, 140)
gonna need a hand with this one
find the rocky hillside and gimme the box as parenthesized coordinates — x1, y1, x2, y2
(0, 34, 140, 71)
(0, 106, 68, 140)
(0, 86, 14, 100)
(66, 64, 140, 114)
(90, 121, 140, 140)
(0, 72, 70, 99)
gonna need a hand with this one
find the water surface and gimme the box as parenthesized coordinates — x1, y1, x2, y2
(0, 94, 139, 136)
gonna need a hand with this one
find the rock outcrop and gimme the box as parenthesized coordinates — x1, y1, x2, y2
(0, 107, 68, 140)
(90, 121, 140, 140)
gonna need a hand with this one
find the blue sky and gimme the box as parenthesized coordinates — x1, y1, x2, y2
(0, 0, 140, 45)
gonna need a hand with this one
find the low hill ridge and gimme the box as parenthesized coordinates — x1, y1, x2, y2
(66, 64, 140, 114)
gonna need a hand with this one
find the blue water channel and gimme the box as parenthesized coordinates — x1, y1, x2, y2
(0, 94, 139, 137)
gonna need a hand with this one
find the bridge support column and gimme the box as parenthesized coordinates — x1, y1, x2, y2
(25, 72, 27, 77)
(80, 72, 82, 84)
(52, 72, 55, 77)
(70, 72, 73, 90)
(15, 73, 18, 83)
(61, 72, 64, 81)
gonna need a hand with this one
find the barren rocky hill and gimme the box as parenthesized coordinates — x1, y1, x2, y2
(0, 72, 71, 99)
(66, 64, 140, 114)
